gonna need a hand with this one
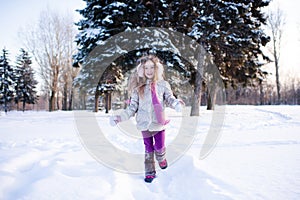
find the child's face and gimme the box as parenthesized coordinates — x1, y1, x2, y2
(144, 60, 155, 79)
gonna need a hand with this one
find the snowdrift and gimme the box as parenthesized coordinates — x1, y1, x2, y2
(0, 105, 299, 200)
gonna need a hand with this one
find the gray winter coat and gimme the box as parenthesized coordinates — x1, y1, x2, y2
(120, 80, 179, 131)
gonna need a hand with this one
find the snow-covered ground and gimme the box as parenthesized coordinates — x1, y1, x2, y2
(0, 105, 299, 200)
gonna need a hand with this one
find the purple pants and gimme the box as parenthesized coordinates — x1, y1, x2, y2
(142, 130, 165, 153)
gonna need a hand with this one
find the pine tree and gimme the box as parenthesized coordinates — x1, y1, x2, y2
(0, 49, 15, 113)
(14, 49, 38, 111)
(74, 0, 198, 67)
(74, 0, 199, 111)
(74, 0, 271, 113)
(189, 0, 271, 88)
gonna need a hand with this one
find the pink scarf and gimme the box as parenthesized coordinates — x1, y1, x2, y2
(151, 82, 170, 125)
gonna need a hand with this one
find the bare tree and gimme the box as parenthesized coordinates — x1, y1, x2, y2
(267, 5, 286, 104)
(20, 9, 78, 111)
(59, 18, 80, 111)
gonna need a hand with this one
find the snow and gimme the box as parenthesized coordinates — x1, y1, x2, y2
(0, 105, 300, 200)
(84, 28, 105, 39)
(102, 15, 113, 24)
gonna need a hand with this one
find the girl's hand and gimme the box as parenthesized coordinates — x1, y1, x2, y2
(178, 99, 185, 106)
(175, 104, 182, 112)
(109, 115, 121, 126)
(175, 99, 185, 112)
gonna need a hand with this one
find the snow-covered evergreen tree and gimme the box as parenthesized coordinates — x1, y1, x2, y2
(189, 0, 271, 88)
(73, 0, 271, 113)
(73, 0, 197, 111)
(14, 49, 38, 111)
(74, 0, 198, 91)
(0, 49, 15, 113)
(74, 0, 198, 68)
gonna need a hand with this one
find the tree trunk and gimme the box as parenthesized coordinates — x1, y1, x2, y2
(56, 91, 60, 110)
(190, 49, 204, 116)
(49, 90, 56, 112)
(207, 88, 217, 110)
(275, 60, 281, 104)
(94, 92, 100, 112)
(49, 63, 59, 111)
(268, 7, 285, 105)
(105, 92, 111, 114)
(94, 85, 100, 112)
(4, 85, 8, 113)
(273, 43, 281, 104)
(80, 90, 87, 110)
(22, 100, 26, 112)
(260, 81, 264, 105)
(190, 73, 202, 116)
(296, 89, 300, 105)
(68, 88, 73, 110)
(16, 100, 20, 111)
(62, 82, 68, 111)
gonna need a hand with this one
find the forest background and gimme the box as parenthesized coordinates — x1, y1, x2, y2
(0, 0, 299, 113)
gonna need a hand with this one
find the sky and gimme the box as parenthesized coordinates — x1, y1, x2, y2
(265, 0, 300, 81)
(0, 0, 299, 81)
(0, 0, 85, 59)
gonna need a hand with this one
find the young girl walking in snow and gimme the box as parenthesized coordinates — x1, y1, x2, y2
(110, 55, 184, 183)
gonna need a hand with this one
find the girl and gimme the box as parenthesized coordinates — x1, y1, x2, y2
(110, 55, 184, 183)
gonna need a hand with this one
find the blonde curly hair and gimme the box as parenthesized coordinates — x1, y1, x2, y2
(128, 55, 165, 98)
